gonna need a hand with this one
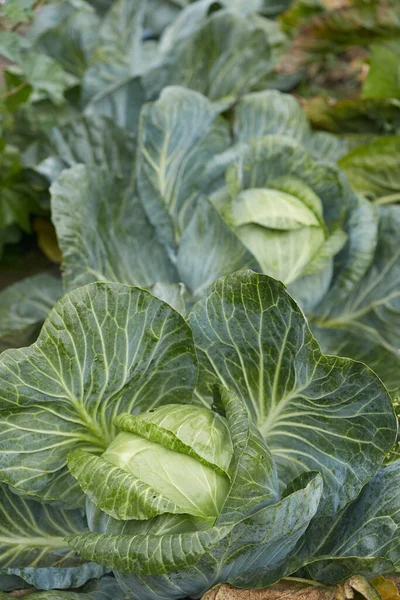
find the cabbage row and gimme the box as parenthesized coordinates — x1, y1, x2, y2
(0, 1, 399, 599)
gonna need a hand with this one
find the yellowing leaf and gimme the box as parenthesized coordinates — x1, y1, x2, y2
(33, 217, 62, 264)
(370, 576, 400, 600)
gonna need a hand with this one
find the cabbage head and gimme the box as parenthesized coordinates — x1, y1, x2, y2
(67, 393, 323, 600)
(0, 272, 395, 599)
(215, 175, 346, 292)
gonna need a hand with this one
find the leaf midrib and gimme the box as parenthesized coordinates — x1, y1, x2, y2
(0, 535, 68, 548)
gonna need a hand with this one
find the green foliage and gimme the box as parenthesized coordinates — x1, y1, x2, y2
(362, 42, 400, 100)
(0, 273, 62, 351)
(338, 136, 400, 200)
(0, 0, 34, 25)
(0, 271, 396, 598)
(0, 1, 399, 597)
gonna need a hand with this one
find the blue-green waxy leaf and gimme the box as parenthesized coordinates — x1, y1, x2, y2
(0, 282, 198, 505)
(81, 0, 146, 105)
(314, 195, 379, 311)
(151, 282, 186, 316)
(296, 462, 400, 584)
(0, 573, 29, 592)
(84, 75, 146, 133)
(233, 90, 311, 145)
(189, 271, 397, 515)
(232, 90, 348, 164)
(0, 482, 104, 590)
(103, 471, 322, 600)
(51, 165, 178, 292)
(217, 388, 279, 524)
(137, 86, 230, 250)
(144, 9, 284, 106)
(46, 115, 135, 181)
(2, 575, 125, 599)
(306, 132, 349, 164)
(0, 274, 62, 352)
(177, 197, 261, 301)
(29, 0, 100, 78)
(67, 524, 233, 576)
(224, 472, 323, 589)
(311, 205, 400, 393)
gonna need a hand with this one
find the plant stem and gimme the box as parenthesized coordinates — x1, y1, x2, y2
(281, 577, 327, 588)
(374, 193, 400, 206)
(0, 81, 28, 100)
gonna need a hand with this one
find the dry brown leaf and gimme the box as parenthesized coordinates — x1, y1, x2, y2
(370, 576, 400, 600)
(202, 576, 383, 600)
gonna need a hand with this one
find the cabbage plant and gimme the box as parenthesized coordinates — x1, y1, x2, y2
(4, 86, 397, 395)
(67, 393, 322, 600)
(40, 86, 400, 393)
(0, 271, 397, 597)
(47, 87, 349, 314)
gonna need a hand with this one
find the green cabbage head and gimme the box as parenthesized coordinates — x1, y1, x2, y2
(102, 405, 233, 523)
(67, 391, 323, 600)
(228, 179, 329, 284)
(211, 138, 349, 310)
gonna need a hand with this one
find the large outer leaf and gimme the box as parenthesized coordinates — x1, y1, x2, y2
(189, 271, 396, 515)
(81, 0, 145, 105)
(223, 473, 323, 589)
(51, 165, 178, 291)
(90, 473, 322, 600)
(297, 462, 400, 584)
(137, 87, 230, 249)
(232, 90, 348, 164)
(145, 10, 283, 106)
(311, 206, 400, 393)
(67, 525, 234, 576)
(217, 388, 279, 524)
(177, 197, 261, 301)
(233, 90, 311, 145)
(30, 0, 100, 78)
(0, 483, 104, 590)
(144, 0, 190, 38)
(46, 115, 135, 181)
(0, 274, 62, 352)
(3, 575, 125, 599)
(306, 132, 349, 164)
(84, 76, 146, 133)
(315, 196, 379, 312)
(0, 282, 198, 505)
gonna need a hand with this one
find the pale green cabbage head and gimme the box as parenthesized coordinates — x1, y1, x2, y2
(102, 404, 233, 521)
(230, 179, 327, 284)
